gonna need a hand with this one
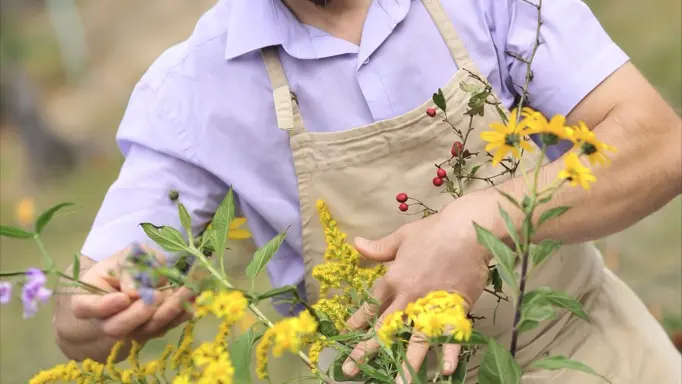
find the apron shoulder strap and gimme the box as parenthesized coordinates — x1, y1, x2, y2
(261, 46, 305, 136)
(421, 0, 478, 71)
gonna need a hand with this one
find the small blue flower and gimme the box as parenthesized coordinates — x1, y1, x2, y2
(0, 281, 11, 304)
(134, 272, 153, 288)
(138, 286, 155, 306)
(21, 270, 52, 318)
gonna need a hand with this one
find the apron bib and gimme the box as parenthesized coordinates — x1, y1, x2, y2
(250, 0, 682, 381)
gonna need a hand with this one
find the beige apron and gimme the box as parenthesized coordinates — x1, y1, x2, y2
(253, 0, 682, 382)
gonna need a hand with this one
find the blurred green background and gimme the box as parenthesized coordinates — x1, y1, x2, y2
(0, 0, 680, 382)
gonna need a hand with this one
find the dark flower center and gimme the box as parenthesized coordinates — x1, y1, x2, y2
(541, 133, 559, 146)
(581, 142, 597, 155)
(504, 133, 521, 147)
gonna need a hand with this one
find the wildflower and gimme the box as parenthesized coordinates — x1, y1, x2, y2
(481, 109, 534, 165)
(312, 295, 349, 331)
(566, 121, 616, 166)
(29, 361, 81, 384)
(207, 217, 252, 239)
(22, 269, 52, 318)
(106, 341, 124, 377)
(377, 311, 405, 346)
(173, 374, 192, 384)
(255, 311, 319, 379)
(211, 290, 248, 322)
(522, 108, 571, 146)
(128, 340, 142, 372)
(405, 291, 472, 342)
(15, 197, 35, 227)
(194, 290, 214, 318)
(558, 152, 597, 190)
(200, 354, 235, 383)
(171, 323, 196, 370)
(0, 281, 11, 304)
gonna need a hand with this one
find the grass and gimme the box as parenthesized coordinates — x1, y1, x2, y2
(0, 0, 680, 382)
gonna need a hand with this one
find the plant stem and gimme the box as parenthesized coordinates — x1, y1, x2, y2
(33, 235, 55, 271)
(509, 144, 547, 356)
(55, 272, 109, 295)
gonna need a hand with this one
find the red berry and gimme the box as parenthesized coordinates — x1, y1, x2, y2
(436, 168, 447, 178)
(398, 203, 409, 212)
(433, 177, 444, 186)
(451, 141, 464, 157)
(396, 192, 408, 203)
(426, 108, 437, 117)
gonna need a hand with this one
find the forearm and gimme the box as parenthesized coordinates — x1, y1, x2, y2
(489, 98, 681, 245)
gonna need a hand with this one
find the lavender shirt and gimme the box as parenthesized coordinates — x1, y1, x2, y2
(82, 0, 628, 296)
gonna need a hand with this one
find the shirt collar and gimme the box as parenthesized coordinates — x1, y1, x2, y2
(224, 0, 411, 63)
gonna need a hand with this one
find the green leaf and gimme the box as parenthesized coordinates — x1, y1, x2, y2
(477, 338, 521, 384)
(459, 81, 481, 94)
(496, 189, 521, 210)
(177, 203, 192, 235)
(531, 239, 562, 266)
(525, 287, 589, 321)
(256, 285, 298, 301)
(498, 204, 520, 249)
(72, 254, 80, 281)
(495, 104, 508, 124)
(229, 328, 260, 384)
(211, 189, 236, 265)
(518, 303, 556, 333)
(531, 355, 610, 383)
(450, 354, 469, 384)
(35, 202, 74, 234)
(490, 266, 503, 293)
(328, 353, 388, 382)
(537, 206, 571, 227)
(140, 223, 188, 252)
(474, 223, 517, 290)
(0, 225, 34, 239)
(432, 88, 447, 111)
(470, 165, 482, 177)
(246, 229, 288, 279)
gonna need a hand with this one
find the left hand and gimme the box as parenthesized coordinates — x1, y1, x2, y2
(342, 199, 493, 383)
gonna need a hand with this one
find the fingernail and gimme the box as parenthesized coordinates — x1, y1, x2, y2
(342, 360, 358, 376)
(443, 361, 453, 373)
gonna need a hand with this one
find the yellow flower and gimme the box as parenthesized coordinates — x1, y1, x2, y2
(377, 310, 405, 346)
(312, 295, 349, 331)
(308, 337, 326, 372)
(200, 354, 235, 384)
(173, 374, 192, 384)
(29, 361, 81, 384)
(105, 340, 124, 377)
(255, 310, 319, 379)
(211, 290, 248, 322)
(15, 197, 35, 227)
(522, 108, 571, 144)
(406, 291, 472, 342)
(127, 340, 142, 372)
(192, 342, 223, 367)
(566, 121, 616, 166)
(194, 290, 214, 318)
(228, 217, 252, 239)
(558, 153, 597, 190)
(481, 109, 534, 165)
(171, 322, 196, 370)
(206, 217, 252, 239)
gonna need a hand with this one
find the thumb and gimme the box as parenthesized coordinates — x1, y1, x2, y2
(354, 231, 404, 262)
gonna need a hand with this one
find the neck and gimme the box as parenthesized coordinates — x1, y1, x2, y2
(282, 0, 372, 45)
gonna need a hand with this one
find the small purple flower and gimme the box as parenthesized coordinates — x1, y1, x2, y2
(138, 286, 155, 306)
(127, 242, 145, 264)
(25, 268, 47, 285)
(21, 277, 52, 318)
(0, 281, 12, 304)
(134, 272, 153, 288)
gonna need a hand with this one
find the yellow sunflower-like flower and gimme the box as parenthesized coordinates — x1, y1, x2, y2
(558, 152, 597, 190)
(206, 217, 252, 239)
(522, 107, 571, 145)
(566, 121, 616, 166)
(481, 109, 534, 165)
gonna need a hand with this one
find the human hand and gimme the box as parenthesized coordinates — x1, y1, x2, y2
(342, 198, 494, 383)
(53, 244, 194, 362)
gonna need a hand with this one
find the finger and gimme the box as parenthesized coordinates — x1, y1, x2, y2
(100, 292, 164, 338)
(345, 280, 390, 331)
(343, 298, 409, 378)
(119, 244, 168, 297)
(71, 292, 132, 320)
(136, 311, 193, 340)
(135, 287, 196, 335)
(395, 332, 430, 384)
(353, 217, 432, 262)
(441, 343, 461, 376)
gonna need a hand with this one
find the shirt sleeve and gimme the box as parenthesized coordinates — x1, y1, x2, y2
(81, 81, 228, 261)
(504, 0, 630, 118)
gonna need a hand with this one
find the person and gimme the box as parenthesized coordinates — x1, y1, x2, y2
(52, 0, 682, 382)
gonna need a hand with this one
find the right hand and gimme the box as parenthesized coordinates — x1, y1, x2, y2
(53, 244, 195, 363)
